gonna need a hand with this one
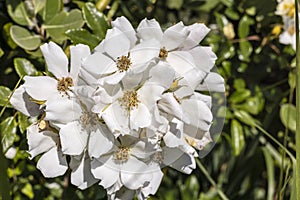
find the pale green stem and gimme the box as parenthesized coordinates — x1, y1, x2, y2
(196, 159, 229, 200)
(295, 0, 300, 199)
(255, 124, 295, 163)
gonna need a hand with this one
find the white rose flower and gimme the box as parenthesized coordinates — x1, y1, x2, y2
(23, 42, 90, 103)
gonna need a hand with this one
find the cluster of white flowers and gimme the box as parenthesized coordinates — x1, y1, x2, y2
(276, 0, 297, 50)
(10, 17, 224, 199)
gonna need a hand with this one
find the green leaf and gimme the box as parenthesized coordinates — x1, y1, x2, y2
(33, 0, 46, 14)
(1, 117, 17, 153)
(262, 147, 275, 200)
(65, 29, 100, 49)
(21, 183, 34, 199)
(288, 71, 296, 89)
(239, 40, 252, 62)
(3, 23, 18, 49)
(10, 25, 41, 50)
(6, 0, 33, 26)
(179, 175, 200, 200)
(42, 0, 62, 23)
(225, 8, 240, 20)
(238, 15, 254, 38)
(237, 96, 261, 115)
(280, 103, 296, 132)
(43, 9, 84, 43)
(229, 89, 251, 104)
(82, 2, 109, 39)
(0, 86, 12, 107)
(231, 119, 245, 156)
(17, 113, 31, 134)
(167, 0, 184, 9)
(14, 58, 38, 77)
(234, 110, 256, 126)
(233, 78, 246, 90)
(0, 47, 4, 58)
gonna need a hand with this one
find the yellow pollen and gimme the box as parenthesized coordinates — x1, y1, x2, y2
(119, 90, 139, 111)
(116, 52, 132, 72)
(80, 111, 98, 128)
(272, 25, 282, 36)
(57, 77, 74, 94)
(114, 147, 130, 161)
(283, 3, 295, 18)
(159, 47, 168, 59)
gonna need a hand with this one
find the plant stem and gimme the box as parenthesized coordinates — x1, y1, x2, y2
(295, 0, 300, 199)
(196, 159, 229, 200)
(255, 124, 295, 163)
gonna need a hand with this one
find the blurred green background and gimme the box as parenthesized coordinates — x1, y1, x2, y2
(0, 0, 297, 199)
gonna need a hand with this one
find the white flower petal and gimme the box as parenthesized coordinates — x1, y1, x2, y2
(112, 16, 137, 47)
(102, 71, 126, 85)
(37, 146, 68, 178)
(82, 52, 117, 76)
(69, 44, 91, 79)
(103, 28, 131, 59)
(196, 72, 225, 92)
(162, 22, 189, 50)
(137, 18, 163, 42)
(89, 126, 114, 158)
(138, 84, 164, 109)
(45, 99, 82, 124)
(102, 102, 130, 136)
(181, 68, 206, 89)
(163, 131, 183, 148)
(27, 124, 58, 159)
(59, 121, 88, 155)
(10, 85, 41, 116)
(181, 99, 212, 131)
(180, 23, 210, 49)
(40, 42, 68, 78)
(158, 93, 189, 122)
(141, 163, 163, 196)
(167, 51, 196, 75)
(91, 155, 119, 189)
(23, 76, 57, 101)
(163, 147, 195, 174)
(148, 62, 175, 89)
(70, 155, 98, 190)
(189, 46, 217, 73)
(130, 103, 151, 130)
(121, 157, 152, 190)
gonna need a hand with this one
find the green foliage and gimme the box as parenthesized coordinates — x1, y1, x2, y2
(0, 0, 297, 199)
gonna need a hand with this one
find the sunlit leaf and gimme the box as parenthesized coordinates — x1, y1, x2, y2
(231, 119, 245, 156)
(14, 58, 38, 77)
(1, 117, 17, 153)
(0, 86, 12, 107)
(42, 0, 62, 23)
(65, 29, 100, 49)
(280, 103, 296, 132)
(10, 25, 41, 50)
(6, 0, 33, 26)
(82, 2, 109, 39)
(43, 9, 84, 43)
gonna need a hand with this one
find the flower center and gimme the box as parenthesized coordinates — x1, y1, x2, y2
(152, 152, 163, 164)
(116, 53, 132, 72)
(119, 90, 139, 111)
(114, 147, 130, 161)
(80, 111, 98, 129)
(57, 77, 74, 94)
(159, 47, 168, 59)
